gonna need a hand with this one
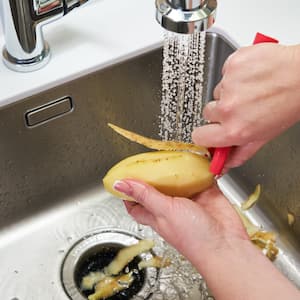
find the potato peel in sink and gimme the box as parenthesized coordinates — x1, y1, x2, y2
(104, 239, 155, 276)
(82, 239, 171, 300)
(241, 184, 261, 210)
(234, 186, 279, 261)
(88, 272, 134, 300)
(138, 256, 171, 270)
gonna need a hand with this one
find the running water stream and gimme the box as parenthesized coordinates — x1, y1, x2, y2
(159, 31, 207, 142)
(156, 31, 214, 300)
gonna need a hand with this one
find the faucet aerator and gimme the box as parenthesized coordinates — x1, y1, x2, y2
(155, 0, 217, 34)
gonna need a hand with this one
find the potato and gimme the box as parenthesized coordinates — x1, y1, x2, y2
(103, 150, 214, 200)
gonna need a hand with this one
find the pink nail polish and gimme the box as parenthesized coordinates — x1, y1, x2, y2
(113, 180, 133, 196)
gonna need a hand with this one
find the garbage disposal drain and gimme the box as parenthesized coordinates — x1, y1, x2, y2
(61, 229, 158, 300)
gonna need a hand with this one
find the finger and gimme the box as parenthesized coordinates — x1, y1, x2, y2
(224, 141, 264, 168)
(123, 200, 156, 227)
(192, 124, 233, 147)
(222, 51, 236, 75)
(114, 179, 172, 217)
(213, 82, 222, 100)
(203, 101, 221, 123)
(123, 200, 138, 213)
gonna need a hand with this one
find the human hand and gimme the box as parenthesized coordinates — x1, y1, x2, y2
(193, 43, 300, 169)
(113, 179, 300, 299)
(113, 179, 248, 268)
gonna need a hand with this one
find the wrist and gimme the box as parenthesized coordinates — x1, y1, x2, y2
(191, 237, 254, 274)
(189, 238, 299, 300)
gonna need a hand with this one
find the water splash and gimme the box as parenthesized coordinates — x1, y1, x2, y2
(158, 30, 213, 300)
(159, 31, 206, 142)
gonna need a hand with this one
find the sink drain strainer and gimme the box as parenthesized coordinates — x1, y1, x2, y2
(61, 229, 158, 300)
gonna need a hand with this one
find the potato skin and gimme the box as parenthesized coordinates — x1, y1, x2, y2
(103, 151, 214, 200)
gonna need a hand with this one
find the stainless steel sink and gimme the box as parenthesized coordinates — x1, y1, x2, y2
(0, 31, 299, 300)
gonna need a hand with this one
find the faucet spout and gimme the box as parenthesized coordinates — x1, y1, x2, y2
(155, 0, 217, 34)
(0, 0, 88, 72)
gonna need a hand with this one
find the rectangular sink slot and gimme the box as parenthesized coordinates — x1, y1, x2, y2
(25, 96, 73, 127)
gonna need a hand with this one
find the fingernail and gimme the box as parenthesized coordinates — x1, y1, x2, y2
(113, 180, 133, 196)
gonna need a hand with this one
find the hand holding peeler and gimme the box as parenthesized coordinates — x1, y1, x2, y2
(209, 32, 279, 176)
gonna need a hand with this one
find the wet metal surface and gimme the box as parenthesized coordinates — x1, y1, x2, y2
(0, 32, 299, 300)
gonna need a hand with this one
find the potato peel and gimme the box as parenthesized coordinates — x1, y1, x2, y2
(81, 271, 105, 291)
(83, 239, 171, 300)
(241, 184, 261, 211)
(233, 205, 260, 237)
(287, 212, 296, 227)
(104, 239, 155, 276)
(88, 272, 134, 300)
(233, 204, 279, 261)
(251, 231, 278, 261)
(108, 123, 210, 157)
(138, 256, 171, 270)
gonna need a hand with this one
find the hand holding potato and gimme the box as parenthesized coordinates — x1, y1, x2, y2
(114, 180, 300, 300)
(114, 180, 248, 264)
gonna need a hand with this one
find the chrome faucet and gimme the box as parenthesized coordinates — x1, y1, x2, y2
(0, 0, 88, 72)
(155, 0, 217, 34)
(0, 0, 216, 72)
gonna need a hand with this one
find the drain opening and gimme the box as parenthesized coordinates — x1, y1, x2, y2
(61, 229, 159, 300)
(75, 243, 146, 299)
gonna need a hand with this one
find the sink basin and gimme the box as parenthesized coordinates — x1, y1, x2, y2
(0, 31, 299, 300)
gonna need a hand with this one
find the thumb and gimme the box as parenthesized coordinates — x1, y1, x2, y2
(113, 179, 172, 217)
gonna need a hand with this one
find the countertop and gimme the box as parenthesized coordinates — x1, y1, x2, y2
(0, 0, 300, 108)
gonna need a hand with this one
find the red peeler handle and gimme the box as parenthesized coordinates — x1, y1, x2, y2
(209, 32, 279, 176)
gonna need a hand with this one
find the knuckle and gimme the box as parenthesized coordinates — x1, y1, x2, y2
(226, 50, 246, 71)
(226, 126, 250, 143)
(135, 186, 150, 204)
(213, 82, 222, 99)
(218, 101, 233, 116)
(203, 102, 215, 118)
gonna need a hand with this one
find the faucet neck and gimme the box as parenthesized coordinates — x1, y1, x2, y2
(1, 0, 88, 72)
(1, 0, 65, 72)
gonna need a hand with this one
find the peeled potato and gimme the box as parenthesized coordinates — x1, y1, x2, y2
(103, 150, 214, 200)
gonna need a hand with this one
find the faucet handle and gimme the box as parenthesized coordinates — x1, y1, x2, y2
(37, 0, 64, 15)
(64, 0, 89, 13)
(1, 0, 90, 72)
